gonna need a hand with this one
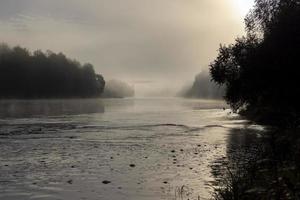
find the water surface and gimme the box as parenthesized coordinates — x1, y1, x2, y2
(0, 98, 248, 200)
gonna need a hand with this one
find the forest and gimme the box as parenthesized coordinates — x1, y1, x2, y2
(181, 70, 224, 99)
(210, 0, 300, 199)
(210, 0, 300, 128)
(101, 79, 134, 98)
(0, 44, 105, 98)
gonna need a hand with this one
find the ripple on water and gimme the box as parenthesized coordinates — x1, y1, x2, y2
(0, 98, 242, 200)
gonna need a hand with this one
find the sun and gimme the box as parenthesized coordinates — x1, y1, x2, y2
(234, 0, 255, 17)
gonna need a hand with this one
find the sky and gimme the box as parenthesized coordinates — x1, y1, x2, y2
(0, 0, 254, 96)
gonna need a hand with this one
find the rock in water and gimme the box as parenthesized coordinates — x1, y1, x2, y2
(102, 180, 111, 184)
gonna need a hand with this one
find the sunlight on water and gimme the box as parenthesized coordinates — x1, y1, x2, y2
(0, 98, 250, 200)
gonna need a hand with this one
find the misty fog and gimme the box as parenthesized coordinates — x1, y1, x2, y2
(179, 70, 224, 99)
(102, 80, 134, 98)
(5, 0, 300, 200)
(0, 0, 248, 95)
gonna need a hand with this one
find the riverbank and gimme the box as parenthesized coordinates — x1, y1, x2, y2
(214, 128, 300, 199)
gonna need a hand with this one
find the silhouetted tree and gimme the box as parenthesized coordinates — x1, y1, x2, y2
(210, 0, 300, 127)
(0, 44, 105, 98)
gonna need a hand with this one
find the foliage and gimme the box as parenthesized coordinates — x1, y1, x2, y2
(182, 71, 224, 99)
(0, 43, 105, 98)
(210, 0, 300, 127)
(101, 79, 135, 98)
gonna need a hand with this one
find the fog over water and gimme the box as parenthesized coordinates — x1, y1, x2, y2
(1, 0, 299, 199)
(0, 0, 254, 95)
(0, 98, 259, 200)
(0, 1, 260, 199)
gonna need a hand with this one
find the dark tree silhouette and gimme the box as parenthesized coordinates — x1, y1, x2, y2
(0, 44, 105, 98)
(210, 0, 300, 127)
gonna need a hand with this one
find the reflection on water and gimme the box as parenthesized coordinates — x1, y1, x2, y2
(0, 99, 104, 118)
(0, 98, 248, 200)
(210, 127, 263, 191)
(226, 128, 263, 166)
(212, 126, 300, 199)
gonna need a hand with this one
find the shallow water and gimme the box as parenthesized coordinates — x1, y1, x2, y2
(0, 98, 250, 200)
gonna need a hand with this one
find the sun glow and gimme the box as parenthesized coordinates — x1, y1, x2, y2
(233, 0, 255, 17)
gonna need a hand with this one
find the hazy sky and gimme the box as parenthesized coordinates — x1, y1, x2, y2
(0, 0, 254, 96)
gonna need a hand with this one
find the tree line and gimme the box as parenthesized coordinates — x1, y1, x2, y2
(211, 1, 300, 199)
(0, 43, 105, 98)
(102, 79, 134, 98)
(210, 0, 300, 127)
(181, 70, 224, 99)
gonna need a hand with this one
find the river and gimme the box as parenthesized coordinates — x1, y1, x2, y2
(0, 98, 255, 200)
